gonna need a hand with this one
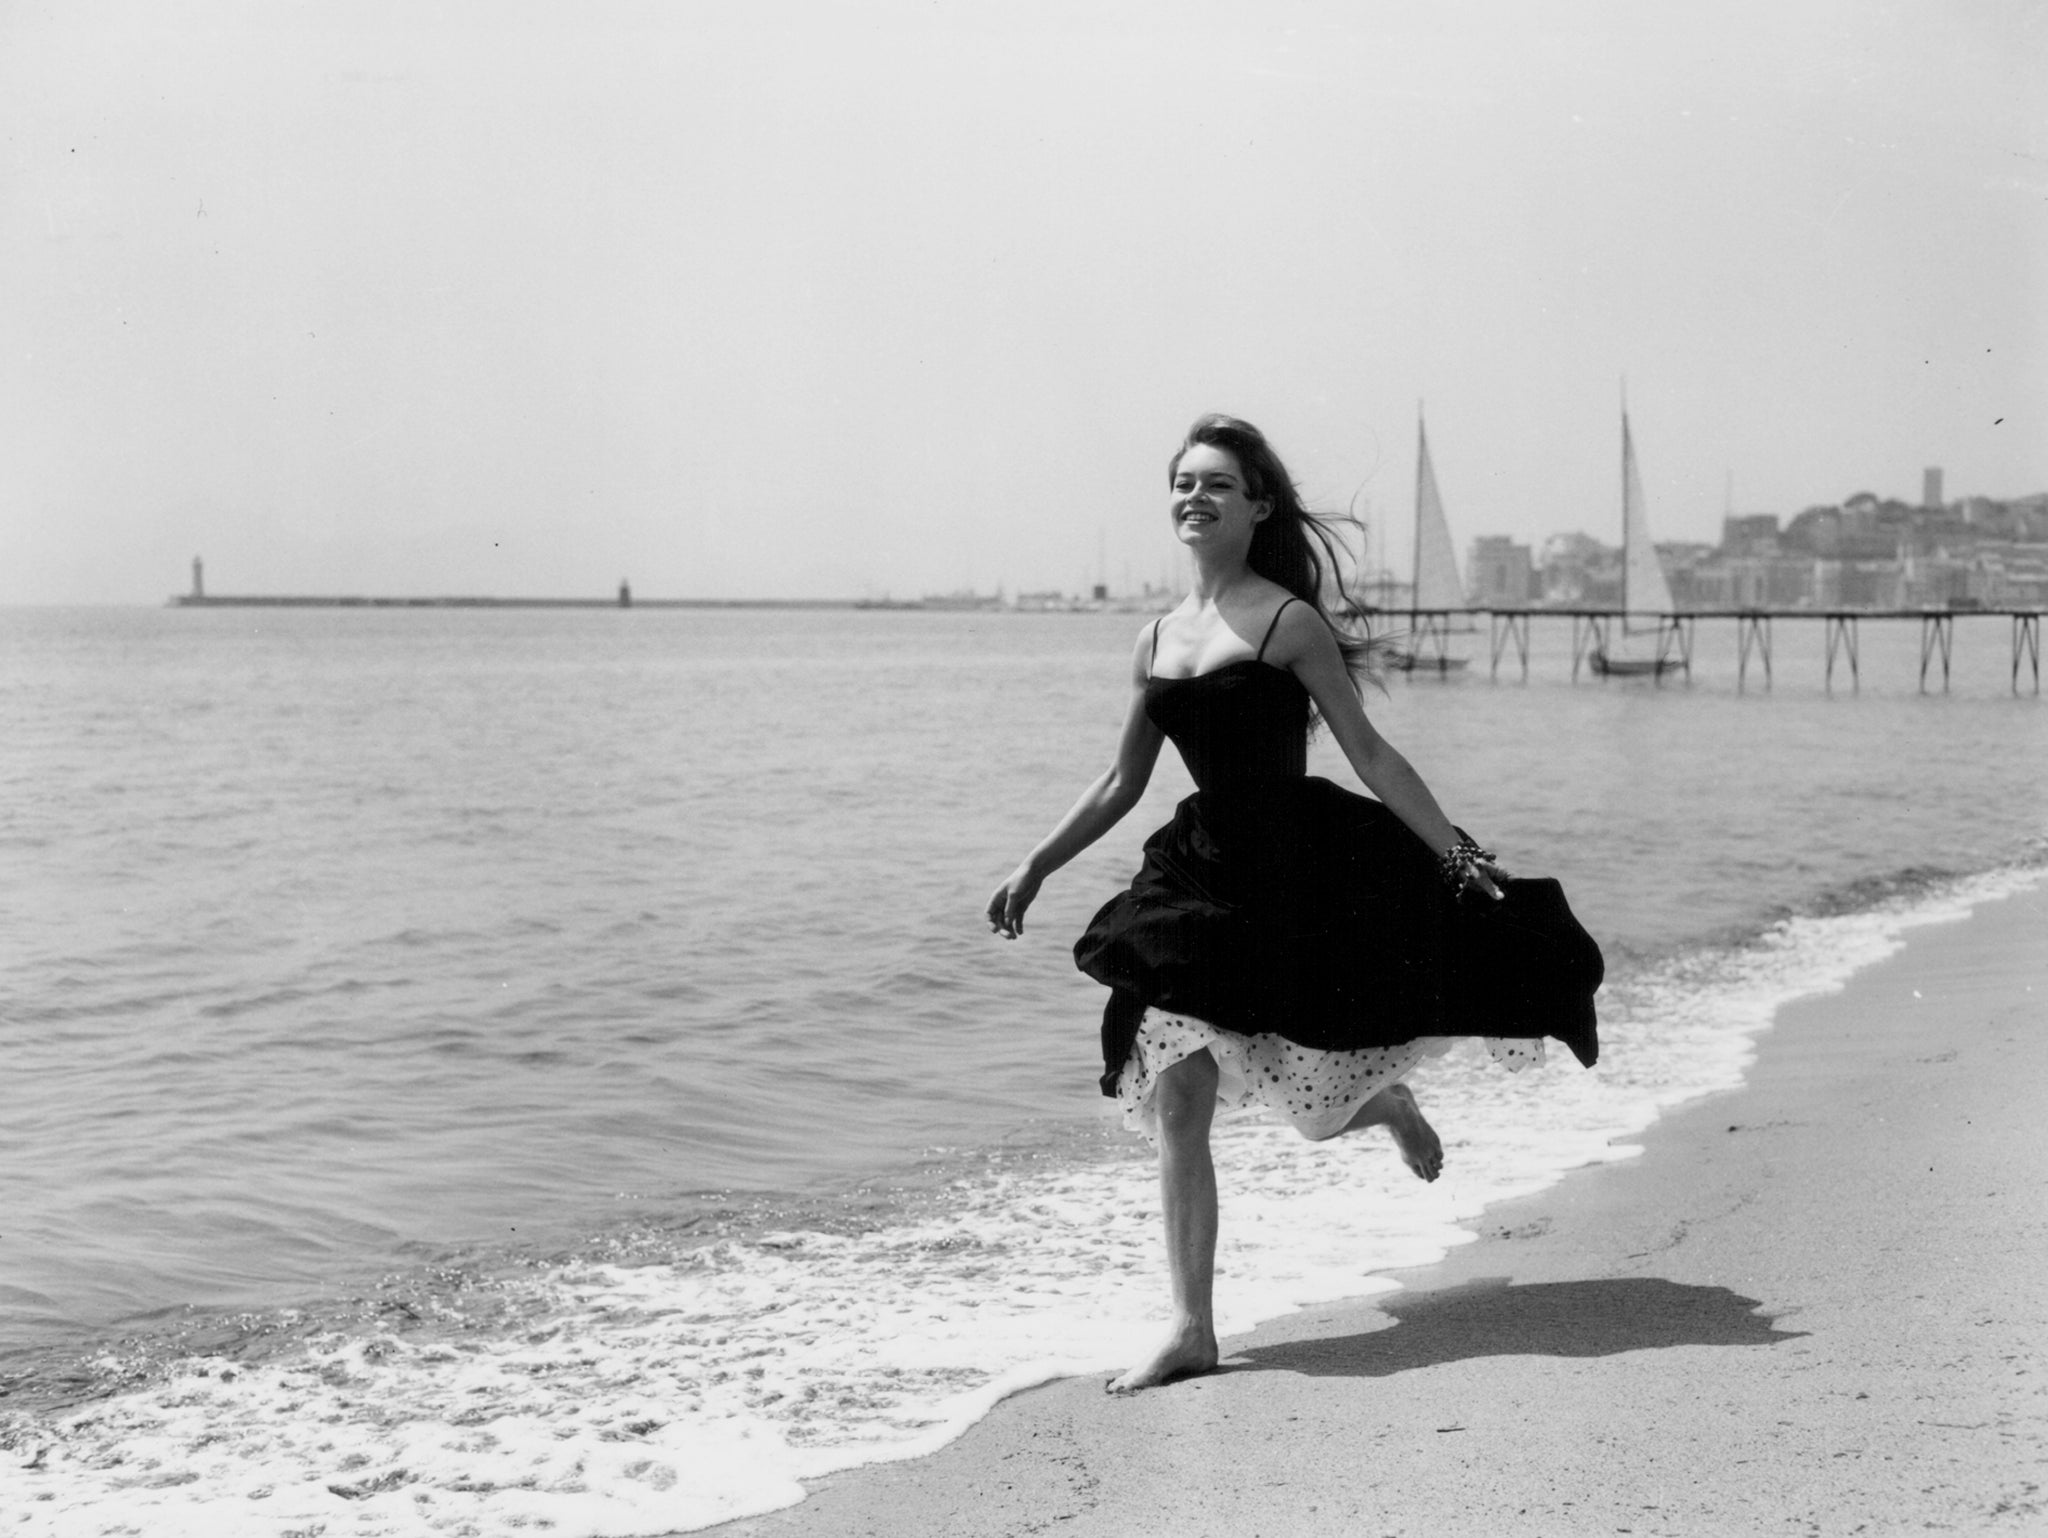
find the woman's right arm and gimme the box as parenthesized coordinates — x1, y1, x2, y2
(986, 629, 1166, 939)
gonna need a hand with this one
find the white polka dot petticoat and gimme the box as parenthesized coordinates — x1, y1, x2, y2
(1115, 1008, 1544, 1142)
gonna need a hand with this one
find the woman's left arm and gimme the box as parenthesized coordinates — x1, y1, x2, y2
(1272, 604, 1504, 900)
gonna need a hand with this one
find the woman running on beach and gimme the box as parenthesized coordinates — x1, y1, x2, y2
(986, 413, 1601, 1393)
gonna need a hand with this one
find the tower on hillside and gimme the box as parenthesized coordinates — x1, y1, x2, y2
(1923, 467, 1943, 510)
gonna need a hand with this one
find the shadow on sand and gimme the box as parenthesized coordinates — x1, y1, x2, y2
(1230, 1276, 1805, 1379)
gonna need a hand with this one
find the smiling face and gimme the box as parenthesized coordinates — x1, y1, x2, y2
(1169, 442, 1268, 553)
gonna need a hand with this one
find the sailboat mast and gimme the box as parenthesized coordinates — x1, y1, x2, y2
(1413, 406, 1427, 617)
(1621, 407, 1631, 614)
(1619, 395, 1676, 620)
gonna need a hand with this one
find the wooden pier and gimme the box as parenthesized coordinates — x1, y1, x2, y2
(1372, 607, 2044, 695)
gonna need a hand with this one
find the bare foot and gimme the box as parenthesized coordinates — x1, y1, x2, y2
(1382, 1082, 1444, 1182)
(1106, 1317, 1219, 1395)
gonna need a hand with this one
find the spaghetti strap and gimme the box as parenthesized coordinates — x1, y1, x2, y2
(1148, 617, 1163, 677)
(1253, 598, 1298, 663)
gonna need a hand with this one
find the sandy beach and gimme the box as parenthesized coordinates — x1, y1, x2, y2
(702, 878, 2048, 1538)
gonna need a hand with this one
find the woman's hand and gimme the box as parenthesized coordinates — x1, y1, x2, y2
(1455, 854, 1511, 902)
(987, 865, 1043, 939)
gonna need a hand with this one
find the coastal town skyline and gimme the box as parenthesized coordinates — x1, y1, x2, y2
(160, 452, 2048, 609)
(155, 444, 2048, 606)
(169, 471, 2048, 613)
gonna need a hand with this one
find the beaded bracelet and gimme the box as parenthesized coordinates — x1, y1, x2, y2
(1437, 837, 1495, 892)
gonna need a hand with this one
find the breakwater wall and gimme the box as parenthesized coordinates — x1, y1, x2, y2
(169, 595, 858, 610)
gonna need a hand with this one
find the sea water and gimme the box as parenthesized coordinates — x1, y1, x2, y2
(1, 604, 2043, 1534)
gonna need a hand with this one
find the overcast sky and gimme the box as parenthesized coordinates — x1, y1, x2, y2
(4, 0, 2042, 603)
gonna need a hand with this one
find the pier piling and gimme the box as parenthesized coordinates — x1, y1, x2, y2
(1737, 613, 1773, 691)
(1918, 613, 1955, 693)
(2015, 614, 2042, 696)
(1657, 615, 1695, 679)
(1490, 611, 1531, 681)
(1824, 614, 1861, 693)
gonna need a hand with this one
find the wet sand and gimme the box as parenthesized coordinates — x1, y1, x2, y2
(701, 879, 2048, 1537)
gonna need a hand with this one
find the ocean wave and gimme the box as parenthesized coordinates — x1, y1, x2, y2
(7, 861, 2040, 1536)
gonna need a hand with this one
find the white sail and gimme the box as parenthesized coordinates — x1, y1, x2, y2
(1413, 416, 1465, 610)
(1621, 411, 1675, 618)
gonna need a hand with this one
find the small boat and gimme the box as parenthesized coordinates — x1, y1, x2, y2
(1386, 409, 1472, 674)
(1586, 650, 1672, 678)
(1589, 402, 1684, 677)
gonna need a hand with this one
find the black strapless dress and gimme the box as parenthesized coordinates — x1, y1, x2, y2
(1073, 660, 1602, 1098)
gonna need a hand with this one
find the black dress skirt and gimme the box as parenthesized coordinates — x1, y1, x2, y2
(1072, 659, 1603, 1119)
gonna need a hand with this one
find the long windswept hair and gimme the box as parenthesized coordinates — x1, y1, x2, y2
(1170, 413, 1385, 713)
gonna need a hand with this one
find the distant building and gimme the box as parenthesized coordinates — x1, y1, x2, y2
(1658, 543, 1720, 608)
(1785, 505, 1842, 556)
(1466, 536, 1534, 607)
(1012, 589, 1081, 611)
(1536, 532, 1621, 608)
(2004, 547, 2048, 606)
(1901, 552, 1970, 608)
(1724, 556, 1813, 608)
(1814, 559, 1904, 608)
(1923, 466, 1944, 510)
(1720, 514, 1780, 558)
(2013, 496, 2048, 542)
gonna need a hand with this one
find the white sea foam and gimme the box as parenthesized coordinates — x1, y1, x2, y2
(5, 866, 2039, 1536)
